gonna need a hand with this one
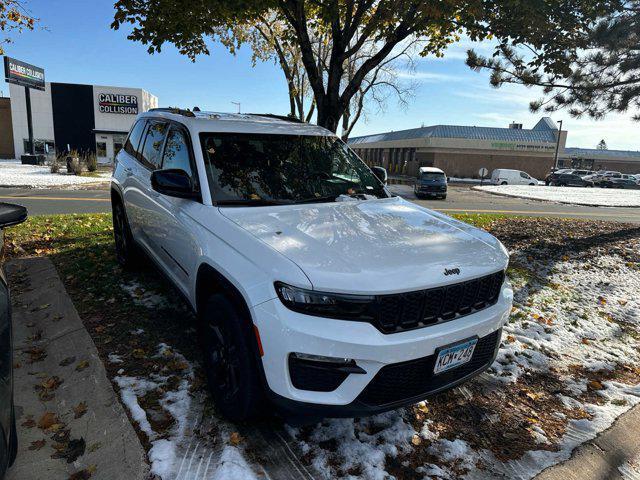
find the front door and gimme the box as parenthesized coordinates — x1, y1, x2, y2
(150, 125, 200, 293)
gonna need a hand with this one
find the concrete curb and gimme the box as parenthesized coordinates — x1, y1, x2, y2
(5, 257, 148, 480)
(535, 402, 640, 480)
(471, 186, 640, 208)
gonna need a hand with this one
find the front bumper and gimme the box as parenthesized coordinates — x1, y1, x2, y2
(252, 280, 513, 414)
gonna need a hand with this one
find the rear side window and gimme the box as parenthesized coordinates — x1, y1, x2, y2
(124, 120, 146, 157)
(162, 127, 193, 177)
(139, 121, 169, 169)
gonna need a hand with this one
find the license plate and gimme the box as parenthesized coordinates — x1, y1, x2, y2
(433, 338, 478, 375)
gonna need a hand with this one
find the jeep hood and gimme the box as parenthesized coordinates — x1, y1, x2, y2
(220, 197, 508, 294)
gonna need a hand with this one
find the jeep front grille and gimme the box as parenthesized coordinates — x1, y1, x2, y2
(373, 270, 504, 334)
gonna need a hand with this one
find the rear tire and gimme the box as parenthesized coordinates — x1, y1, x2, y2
(200, 294, 264, 421)
(112, 199, 141, 270)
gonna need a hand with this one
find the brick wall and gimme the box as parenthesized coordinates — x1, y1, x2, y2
(412, 151, 555, 179)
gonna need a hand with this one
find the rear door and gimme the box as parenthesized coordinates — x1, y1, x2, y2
(126, 120, 169, 251)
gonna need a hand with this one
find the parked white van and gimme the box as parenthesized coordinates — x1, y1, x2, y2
(491, 169, 538, 186)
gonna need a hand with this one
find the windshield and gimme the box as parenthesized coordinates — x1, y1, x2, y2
(200, 133, 387, 204)
(420, 173, 445, 181)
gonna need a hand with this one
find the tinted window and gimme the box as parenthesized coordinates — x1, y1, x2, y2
(162, 127, 193, 176)
(124, 120, 146, 157)
(519, 172, 529, 179)
(140, 121, 168, 169)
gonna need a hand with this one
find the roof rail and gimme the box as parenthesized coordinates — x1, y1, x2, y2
(246, 113, 305, 124)
(148, 107, 196, 117)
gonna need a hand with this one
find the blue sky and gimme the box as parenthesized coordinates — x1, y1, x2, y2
(2, 0, 638, 150)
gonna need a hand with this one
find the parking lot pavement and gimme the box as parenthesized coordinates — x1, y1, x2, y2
(391, 184, 640, 223)
(6, 257, 148, 480)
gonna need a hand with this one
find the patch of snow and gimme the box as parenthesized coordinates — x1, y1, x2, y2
(619, 450, 640, 479)
(0, 160, 110, 188)
(108, 353, 123, 364)
(121, 281, 169, 309)
(115, 342, 260, 480)
(114, 375, 159, 439)
(475, 184, 640, 207)
(210, 446, 259, 480)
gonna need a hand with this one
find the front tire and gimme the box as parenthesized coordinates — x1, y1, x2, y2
(112, 199, 140, 270)
(500, 181, 508, 185)
(200, 294, 263, 421)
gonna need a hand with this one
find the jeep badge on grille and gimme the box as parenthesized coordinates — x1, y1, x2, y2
(444, 268, 461, 276)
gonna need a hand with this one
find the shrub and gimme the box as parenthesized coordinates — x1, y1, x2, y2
(85, 153, 98, 172)
(50, 159, 61, 174)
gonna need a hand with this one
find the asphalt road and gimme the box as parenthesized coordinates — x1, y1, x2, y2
(0, 185, 639, 223)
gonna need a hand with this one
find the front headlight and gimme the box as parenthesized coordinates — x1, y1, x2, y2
(275, 282, 375, 320)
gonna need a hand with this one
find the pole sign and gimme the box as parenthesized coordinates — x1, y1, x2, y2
(98, 93, 139, 115)
(3, 57, 45, 91)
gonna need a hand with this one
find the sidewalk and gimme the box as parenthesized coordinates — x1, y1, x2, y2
(6, 257, 148, 480)
(535, 402, 640, 480)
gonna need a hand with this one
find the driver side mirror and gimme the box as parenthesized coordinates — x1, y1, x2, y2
(0, 202, 27, 229)
(151, 169, 199, 199)
(371, 166, 388, 185)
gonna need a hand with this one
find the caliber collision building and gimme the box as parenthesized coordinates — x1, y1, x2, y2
(6, 81, 157, 163)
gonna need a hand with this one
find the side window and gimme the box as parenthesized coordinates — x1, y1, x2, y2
(520, 172, 527, 179)
(139, 121, 169, 169)
(124, 120, 146, 157)
(161, 127, 193, 177)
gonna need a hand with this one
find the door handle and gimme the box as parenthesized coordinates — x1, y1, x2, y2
(124, 166, 133, 176)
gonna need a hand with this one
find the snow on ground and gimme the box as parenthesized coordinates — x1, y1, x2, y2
(0, 160, 110, 188)
(288, 242, 640, 479)
(475, 184, 640, 207)
(619, 451, 640, 479)
(114, 343, 259, 480)
(122, 281, 171, 309)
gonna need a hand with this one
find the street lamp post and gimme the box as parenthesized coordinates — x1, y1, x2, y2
(553, 119, 563, 171)
(231, 101, 241, 114)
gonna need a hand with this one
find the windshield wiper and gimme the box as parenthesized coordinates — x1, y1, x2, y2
(294, 195, 339, 204)
(215, 199, 294, 206)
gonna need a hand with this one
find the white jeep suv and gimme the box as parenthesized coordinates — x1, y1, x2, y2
(111, 109, 513, 421)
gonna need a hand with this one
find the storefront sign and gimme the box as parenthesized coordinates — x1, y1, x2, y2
(98, 93, 139, 115)
(3, 57, 45, 90)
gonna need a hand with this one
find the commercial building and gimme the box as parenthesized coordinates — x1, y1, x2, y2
(348, 118, 568, 179)
(558, 147, 640, 173)
(7, 82, 157, 163)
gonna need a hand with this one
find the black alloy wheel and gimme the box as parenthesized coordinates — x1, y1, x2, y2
(200, 294, 263, 421)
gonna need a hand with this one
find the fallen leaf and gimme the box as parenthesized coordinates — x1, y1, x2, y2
(87, 442, 102, 453)
(73, 402, 88, 419)
(411, 435, 422, 446)
(588, 380, 604, 391)
(59, 356, 76, 367)
(75, 360, 90, 372)
(29, 439, 46, 451)
(581, 338, 591, 345)
(37, 412, 59, 430)
(51, 437, 85, 463)
(229, 431, 242, 446)
(68, 465, 97, 480)
(22, 417, 36, 428)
